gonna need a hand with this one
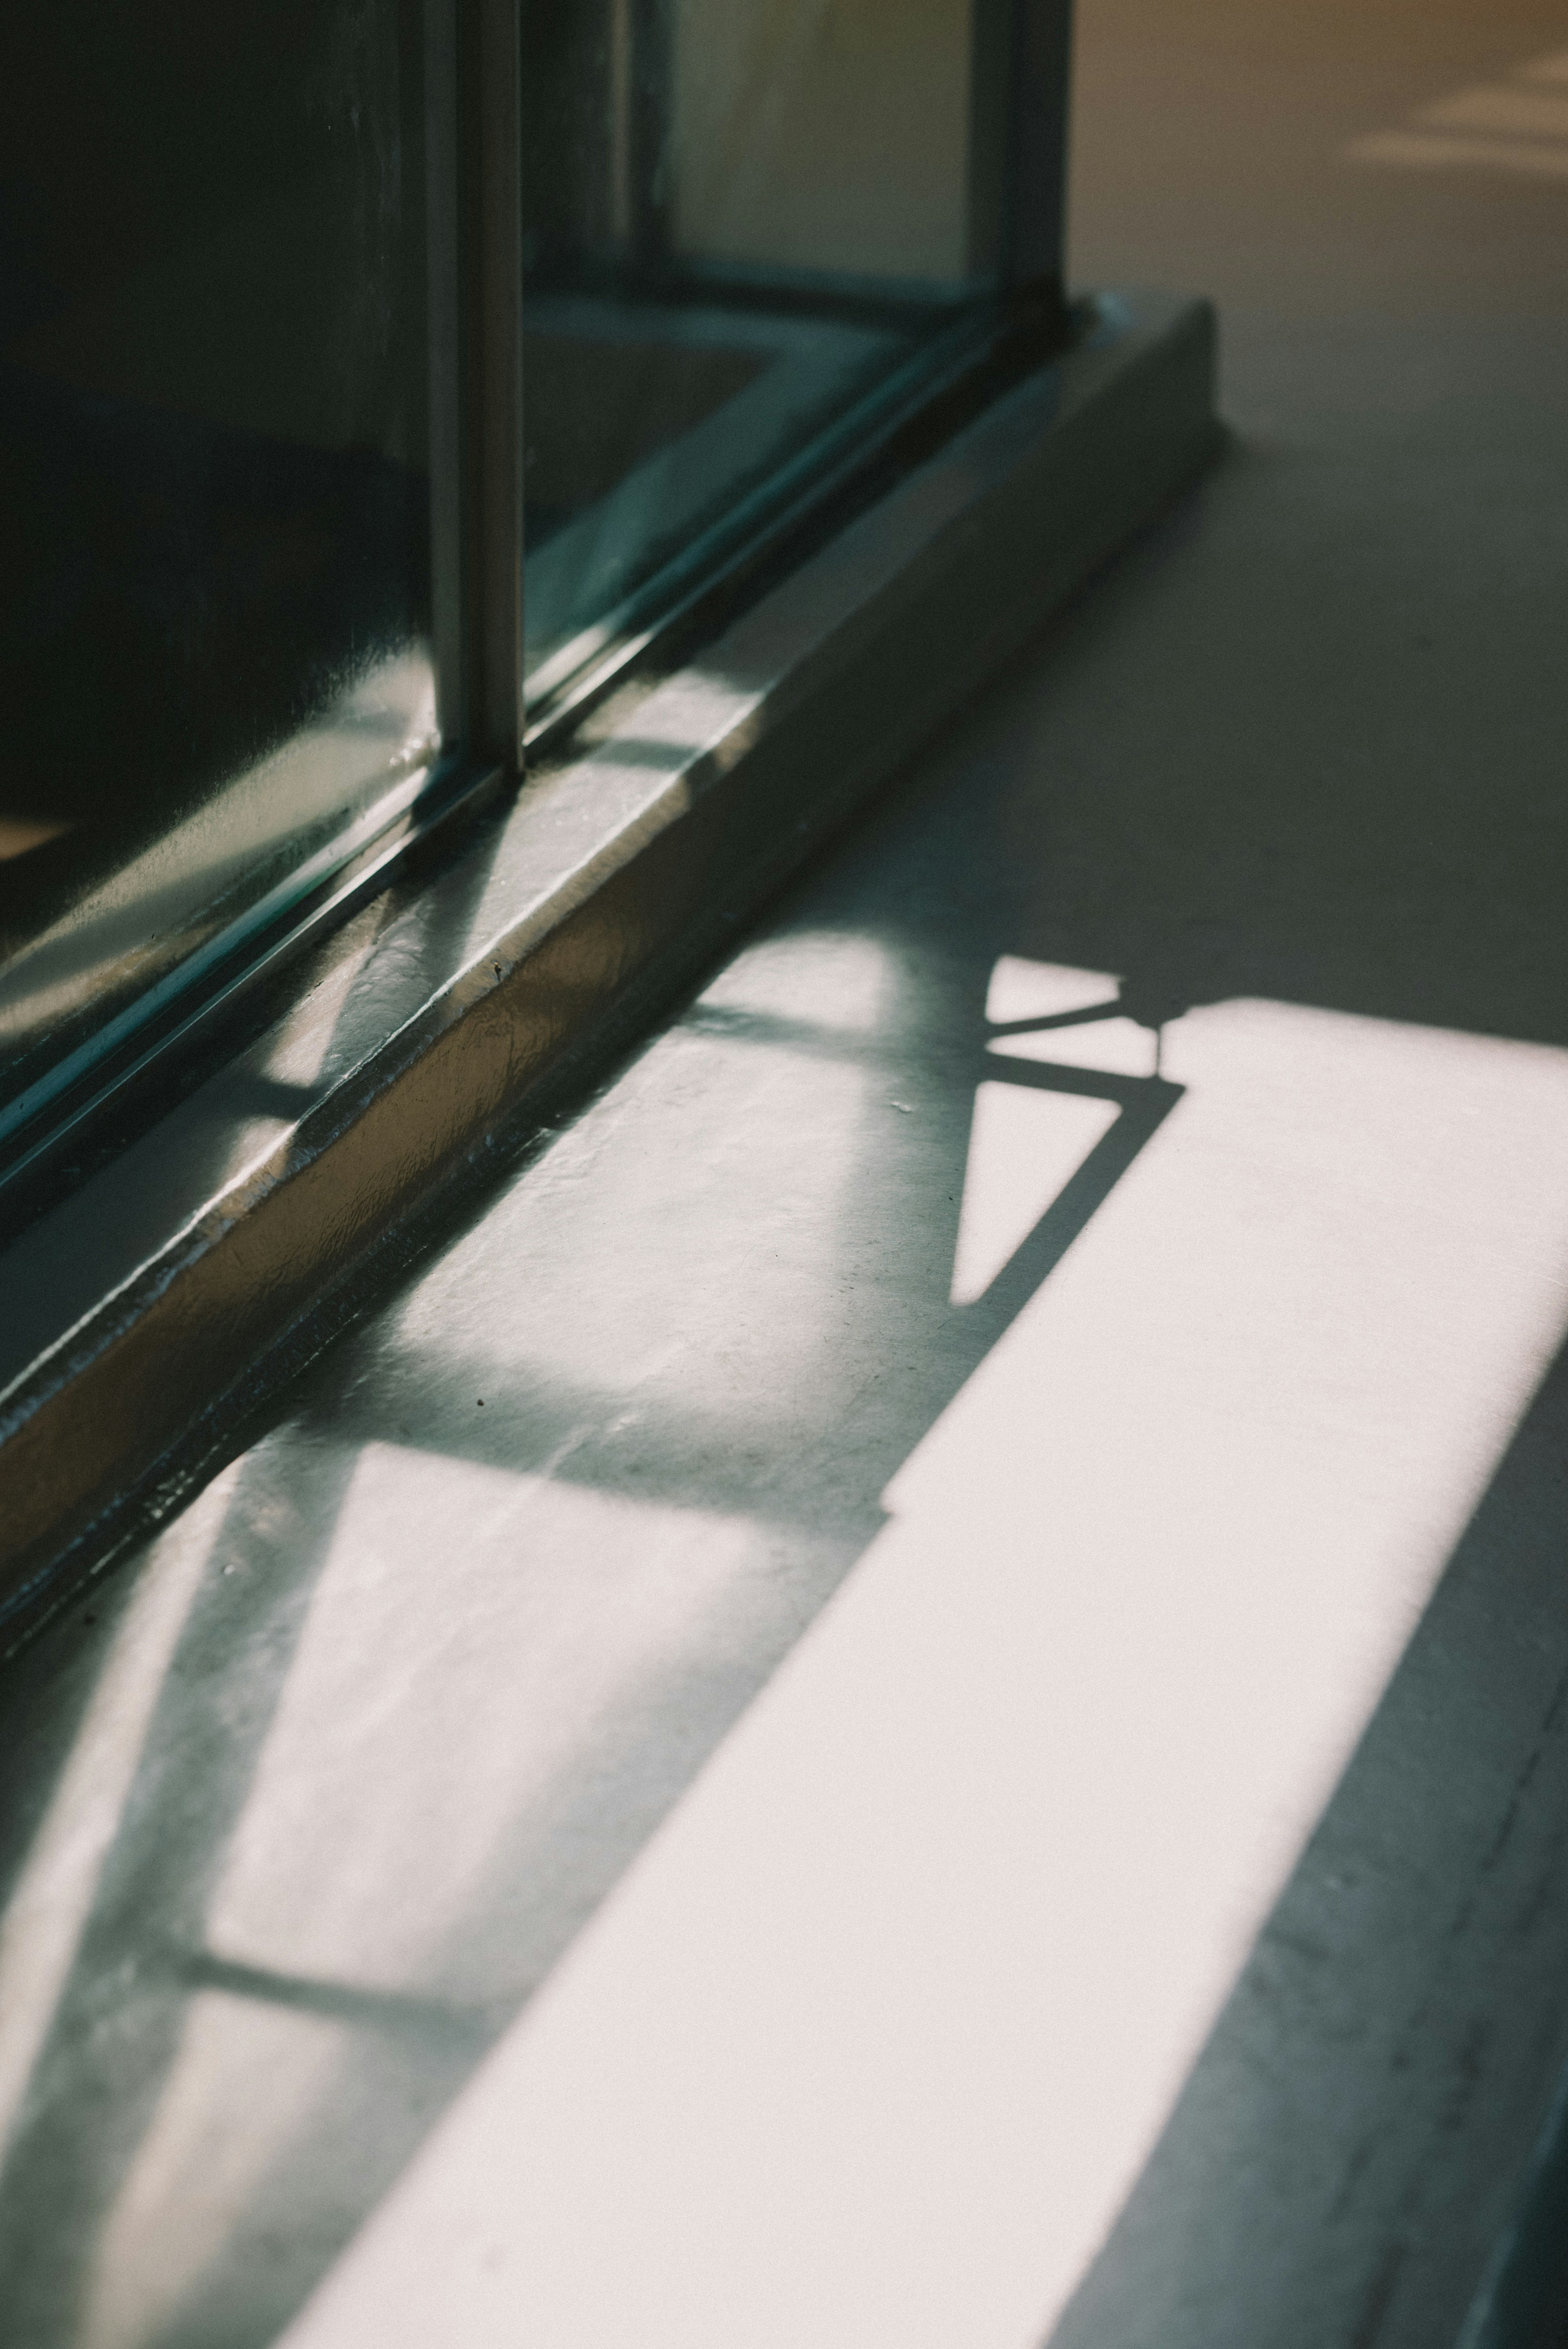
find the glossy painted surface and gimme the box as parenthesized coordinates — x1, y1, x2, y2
(0, 1, 433, 1133)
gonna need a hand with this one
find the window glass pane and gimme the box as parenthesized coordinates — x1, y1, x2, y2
(0, 1, 433, 1147)
(670, 0, 974, 281)
(521, 0, 1011, 706)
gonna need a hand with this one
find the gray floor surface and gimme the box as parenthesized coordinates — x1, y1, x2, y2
(3, 2, 1568, 2343)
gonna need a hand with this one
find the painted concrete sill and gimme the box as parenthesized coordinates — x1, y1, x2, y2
(0, 288, 1219, 1636)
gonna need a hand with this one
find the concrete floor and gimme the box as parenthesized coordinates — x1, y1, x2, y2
(3, 2, 1568, 2343)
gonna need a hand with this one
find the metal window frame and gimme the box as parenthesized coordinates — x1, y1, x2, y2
(428, 0, 527, 768)
(0, 0, 1078, 1221)
(970, 0, 1074, 312)
(0, 0, 1079, 1222)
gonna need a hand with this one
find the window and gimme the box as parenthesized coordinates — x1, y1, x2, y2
(0, 0, 1071, 1195)
(519, 0, 1067, 708)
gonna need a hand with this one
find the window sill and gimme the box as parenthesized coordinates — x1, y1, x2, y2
(0, 287, 1219, 1638)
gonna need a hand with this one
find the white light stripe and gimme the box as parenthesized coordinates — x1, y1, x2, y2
(0, 1467, 238, 2160)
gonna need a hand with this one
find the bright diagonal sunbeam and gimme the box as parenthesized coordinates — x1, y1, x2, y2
(0, 1465, 240, 2163)
(267, 987, 1568, 2349)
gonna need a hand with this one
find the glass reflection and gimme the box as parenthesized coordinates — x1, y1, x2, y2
(0, 1, 432, 1144)
(521, 0, 1007, 702)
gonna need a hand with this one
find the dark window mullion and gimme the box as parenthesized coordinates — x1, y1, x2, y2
(629, 0, 673, 274)
(1002, 0, 1074, 307)
(426, 0, 467, 751)
(442, 0, 524, 775)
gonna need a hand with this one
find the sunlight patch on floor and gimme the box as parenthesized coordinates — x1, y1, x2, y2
(274, 982, 1568, 2349)
(205, 1455, 767, 1997)
(951, 1082, 1120, 1304)
(0, 1466, 241, 2164)
(80, 1992, 345, 2349)
(1348, 47, 1568, 180)
(72, 1460, 773, 2349)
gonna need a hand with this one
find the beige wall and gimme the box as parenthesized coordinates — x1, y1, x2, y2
(670, 0, 973, 286)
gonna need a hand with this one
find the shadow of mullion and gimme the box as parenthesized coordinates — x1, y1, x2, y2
(980, 1054, 1169, 1105)
(960, 1076, 1186, 1325)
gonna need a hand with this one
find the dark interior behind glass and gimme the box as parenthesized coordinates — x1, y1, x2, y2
(0, 0, 432, 1146)
(0, 0, 1060, 1174)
